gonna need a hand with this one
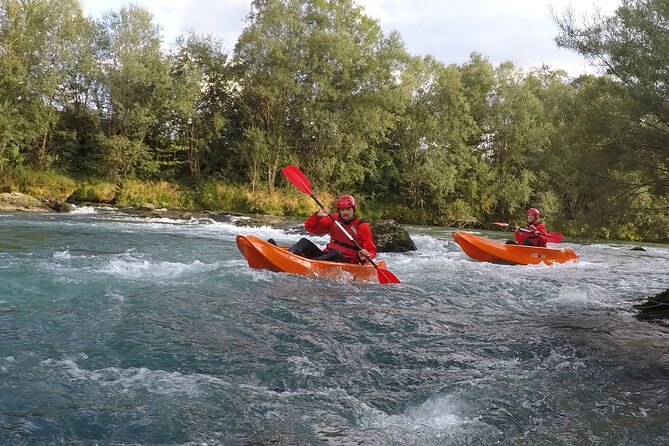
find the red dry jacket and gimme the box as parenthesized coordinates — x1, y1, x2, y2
(515, 221, 548, 247)
(304, 213, 377, 264)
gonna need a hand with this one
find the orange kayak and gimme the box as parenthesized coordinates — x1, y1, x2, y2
(236, 234, 388, 282)
(452, 231, 578, 265)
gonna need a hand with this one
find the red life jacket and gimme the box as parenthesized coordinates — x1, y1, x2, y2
(515, 221, 548, 247)
(326, 216, 368, 261)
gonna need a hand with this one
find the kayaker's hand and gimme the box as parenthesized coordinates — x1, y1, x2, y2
(358, 249, 370, 262)
(317, 207, 330, 218)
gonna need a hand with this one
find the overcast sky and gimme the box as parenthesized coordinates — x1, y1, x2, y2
(80, 0, 621, 76)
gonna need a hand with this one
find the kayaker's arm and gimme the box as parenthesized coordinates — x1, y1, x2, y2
(305, 212, 333, 235)
(355, 223, 377, 262)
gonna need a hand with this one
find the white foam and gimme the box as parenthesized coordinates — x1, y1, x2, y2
(362, 394, 466, 431)
(69, 205, 99, 215)
(104, 291, 126, 302)
(545, 284, 611, 309)
(40, 359, 225, 396)
(101, 258, 221, 280)
(288, 356, 323, 377)
(53, 249, 71, 260)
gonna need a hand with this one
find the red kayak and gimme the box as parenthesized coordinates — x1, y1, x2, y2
(452, 231, 578, 265)
(236, 234, 388, 282)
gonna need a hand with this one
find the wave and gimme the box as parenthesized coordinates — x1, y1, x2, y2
(69, 205, 100, 215)
(101, 257, 222, 280)
(40, 358, 230, 397)
(362, 394, 468, 431)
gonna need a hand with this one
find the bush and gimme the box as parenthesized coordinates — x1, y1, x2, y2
(0, 168, 76, 201)
(71, 180, 117, 203)
(195, 180, 325, 216)
(116, 179, 192, 208)
(195, 181, 250, 213)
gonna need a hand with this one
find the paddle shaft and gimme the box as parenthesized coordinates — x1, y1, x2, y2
(493, 222, 562, 242)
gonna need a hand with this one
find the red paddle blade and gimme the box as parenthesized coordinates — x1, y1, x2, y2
(377, 267, 401, 284)
(492, 222, 510, 228)
(544, 232, 563, 243)
(282, 165, 312, 195)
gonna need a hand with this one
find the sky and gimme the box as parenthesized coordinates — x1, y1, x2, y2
(80, 0, 622, 76)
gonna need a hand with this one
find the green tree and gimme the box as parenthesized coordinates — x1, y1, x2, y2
(556, 0, 669, 237)
(385, 56, 479, 223)
(556, 2, 669, 190)
(470, 62, 556, 219)
(233, 0, 409, 191)
(0, 0, 91, 168)
(169, 32, 232, 178)
(92, 5, 172, 180)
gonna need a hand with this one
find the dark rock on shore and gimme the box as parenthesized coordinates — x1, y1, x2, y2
(370, 219, 417, 252)
(43, 199, 72, 212)
(634, 289, 669, 321)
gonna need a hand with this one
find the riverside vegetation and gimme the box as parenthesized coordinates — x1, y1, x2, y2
(2, 0, 669, 241)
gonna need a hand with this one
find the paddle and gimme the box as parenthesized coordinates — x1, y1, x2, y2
(492, 222, 563, 243)
(281, 165, 401, 284)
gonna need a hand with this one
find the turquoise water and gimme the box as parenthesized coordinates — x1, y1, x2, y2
(1, 208, 668, 445)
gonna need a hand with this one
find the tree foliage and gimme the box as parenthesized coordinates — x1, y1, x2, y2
(2, 0, 669, 239)
(555, 0, 669, 233)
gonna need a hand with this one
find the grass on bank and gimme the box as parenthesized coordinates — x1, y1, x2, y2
(0, 168, 327, 216)
(0, 168, 76, 201)
(196, 179, 331, 216)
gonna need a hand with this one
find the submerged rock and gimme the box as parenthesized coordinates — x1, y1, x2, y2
(634, 289, 669, 321)
(43, 199, 72, 212)
(370, 219, 417, 252)
(235, 214, 301, 229)
(631, 246, 647, 251)
(118, 207, 228, 222)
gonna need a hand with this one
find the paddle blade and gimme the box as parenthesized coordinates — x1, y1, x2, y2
(282, 165, 312, 195)
(544, 232, 563, 243)
(493, 222, 511, 228)
(376, 267, 401, 284)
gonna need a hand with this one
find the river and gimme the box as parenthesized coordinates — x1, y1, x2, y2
(1, 207, 668, 445)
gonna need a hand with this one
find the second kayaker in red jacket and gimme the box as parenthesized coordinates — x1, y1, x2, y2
(515, 207, 549, 247)
(288, 195, 377, 264)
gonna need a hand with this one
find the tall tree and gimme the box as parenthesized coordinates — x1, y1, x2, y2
(555, 0, 669, 216)
(0, 0, 91, 168)
(169, 32, 232, 177)
(233, 0, 408, 191)
(92, 5, 172, 181)
(384, 55, 480, 223)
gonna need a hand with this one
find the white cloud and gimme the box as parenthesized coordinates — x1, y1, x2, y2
(80, 0, 622, 75)
(355, 0, 621, 74)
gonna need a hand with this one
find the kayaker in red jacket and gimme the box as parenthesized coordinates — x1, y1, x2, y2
(288, 195, 377, 264)
(515, 207, 549, 247)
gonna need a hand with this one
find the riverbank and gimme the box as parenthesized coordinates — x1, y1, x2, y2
(2, 168, 668, 243)
(0, 168, 322, 218)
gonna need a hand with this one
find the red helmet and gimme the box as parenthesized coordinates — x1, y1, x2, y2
(527, 208, 541, 217)
(336, 195, 356, 209)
